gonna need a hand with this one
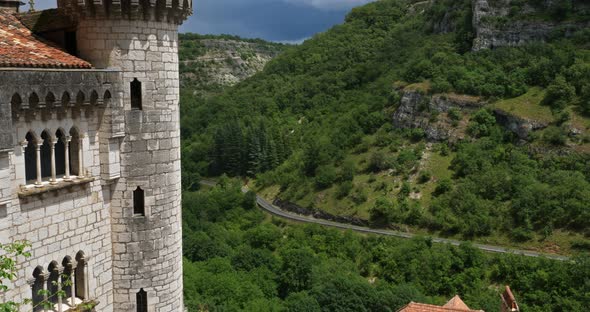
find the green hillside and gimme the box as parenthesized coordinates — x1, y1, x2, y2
(180, 0, 590, 252)
(182, 180, 589, 311)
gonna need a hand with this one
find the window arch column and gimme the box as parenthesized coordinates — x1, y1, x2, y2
(50, 138, 58, 185)
(77, 134, 85, 179)
(20, 139, 29, 186)
(35, 140, 43, 187)
(64, 136, 72, 181)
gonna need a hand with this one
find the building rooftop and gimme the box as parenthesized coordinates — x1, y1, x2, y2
(398, 295, 484, 312)
(0, 9, 91, 69)
(17, 8, 76, 33)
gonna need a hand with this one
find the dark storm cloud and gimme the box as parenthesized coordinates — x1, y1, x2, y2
(180, 0, 355, 42)
(30, 0, 375, 42)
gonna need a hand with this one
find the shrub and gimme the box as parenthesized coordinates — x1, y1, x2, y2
(368, 151, 391, 172)
(339, 160, 356, 182)
(434, 178, 452, 196)
(418, 171, 432, 184)
(543, 126, 568, 146)
(315, 166, 337, 189)
(399, 182, 411, 199)
(369, 197, 395, 226)
(448, 108, 462, 121)
(511, 227, 534, 242)
(336, 181, 353, 199)
(432, 77, 452, 93)
(351, 187, 368, 204)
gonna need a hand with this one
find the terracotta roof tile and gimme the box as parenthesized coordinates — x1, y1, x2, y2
(398, 296, 484, 312)
(0, 9, 91, 69)
(443, 295, 472, 310)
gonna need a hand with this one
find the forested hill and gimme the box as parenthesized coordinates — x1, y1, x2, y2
(179, 33, 287, 97)
(180, 0, 590, 254)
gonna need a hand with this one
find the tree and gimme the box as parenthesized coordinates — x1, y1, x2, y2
(284, 292, 321, 312)
(543, 75, 575, 110)
(467, 109, 496, 138)
(368, 151, 390, 172)
(580, 85, 590, 115)
(1, 241, 31, 311)
(279, 247, 316, 297)
(370, 197, 395, 226)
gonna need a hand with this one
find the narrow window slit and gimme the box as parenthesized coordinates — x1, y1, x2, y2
(133, 187, 145, 216)
(131, 78, 142, 110)
(137, 288, 147, 312)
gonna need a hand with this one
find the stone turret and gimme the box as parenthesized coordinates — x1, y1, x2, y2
(56, 0, 192, 311)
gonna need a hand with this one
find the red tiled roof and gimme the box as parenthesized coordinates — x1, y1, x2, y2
(398, 302, 484, 312)
(0, 9, 91, 69)
(398, 296, 484, 312)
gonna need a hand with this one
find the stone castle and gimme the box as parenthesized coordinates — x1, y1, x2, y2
(0, 0, 192, 311)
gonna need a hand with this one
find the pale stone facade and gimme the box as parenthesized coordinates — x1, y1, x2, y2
(0, 1, 192, 311)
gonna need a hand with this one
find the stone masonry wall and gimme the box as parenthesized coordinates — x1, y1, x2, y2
(76, 20, 183, 312)
(0, 107, 114, 311)
(0, 70, 121, 312)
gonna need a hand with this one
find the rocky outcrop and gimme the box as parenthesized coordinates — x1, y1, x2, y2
(472, 0, 590, 51)
(273, 198, 369, 227)
(392, 91, 484, 141)
(493, 109, 549, 140)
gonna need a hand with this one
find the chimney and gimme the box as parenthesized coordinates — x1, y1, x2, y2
(0, 0, 23, 12)
(500, 286, 520, 312)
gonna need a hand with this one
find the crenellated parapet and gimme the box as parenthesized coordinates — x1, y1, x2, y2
(57, 0, 193, 24)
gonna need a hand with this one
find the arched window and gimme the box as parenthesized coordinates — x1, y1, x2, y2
(61, 257, 74, 302)
(76, 91, 85, 106)
(136, 289, 147, 312)
(45, 92, 56, 108)
(40, 131, 52, 179)
(24, 132, 36, 183)
(131, 78, 142, 110)
(103, 90, 112, 106)
(29, 92, 39, 109)
(47, 261, 60, 305)
(75, 251, 87, 300)
(61, 92, 71, 107)
(55, 129, 66, 177)
(90, 90, 99, 106)
(133, 187, 145, 216)
(32, 266, 45, 312)
(11, 93, 21, 119)
(69, 128, 80, 176)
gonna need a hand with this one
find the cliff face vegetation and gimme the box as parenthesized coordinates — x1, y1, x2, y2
(180, 0, 590, 253)
(179, 34, 286, 96)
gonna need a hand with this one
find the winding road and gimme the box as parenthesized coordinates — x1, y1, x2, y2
(200, 180, 569, 261)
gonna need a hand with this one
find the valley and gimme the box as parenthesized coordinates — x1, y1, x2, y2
(179, 0, 590, 311)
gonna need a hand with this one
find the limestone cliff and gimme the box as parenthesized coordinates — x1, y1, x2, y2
(472, 0, 590, 50)
(392, 89, 553, 141)
(179, 35, 286, 94)
(392, 90, 485, 141)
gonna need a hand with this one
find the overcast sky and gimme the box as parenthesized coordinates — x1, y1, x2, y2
(26, 0, 374, 42)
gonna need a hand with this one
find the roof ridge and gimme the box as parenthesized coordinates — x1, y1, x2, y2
(398, 301, 484, 312)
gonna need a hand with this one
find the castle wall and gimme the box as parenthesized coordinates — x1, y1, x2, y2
(76, 20, 183, 312)
(0, 70, 122, 311)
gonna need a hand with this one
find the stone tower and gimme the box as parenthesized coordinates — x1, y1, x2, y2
(57, 1, 192, 311)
